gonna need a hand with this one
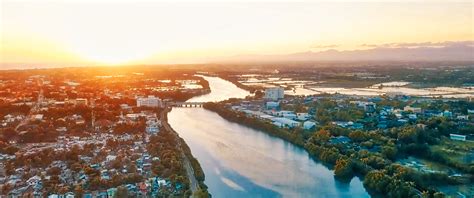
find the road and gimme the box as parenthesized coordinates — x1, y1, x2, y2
(160, 106, 200, 195)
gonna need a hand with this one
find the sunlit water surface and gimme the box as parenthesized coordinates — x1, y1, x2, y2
(168, 76, 369, 197)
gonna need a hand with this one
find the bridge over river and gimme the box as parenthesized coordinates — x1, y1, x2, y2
(171, 102, 204, 108)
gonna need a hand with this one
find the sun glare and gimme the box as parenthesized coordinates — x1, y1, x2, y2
(69, 42, 157, 65)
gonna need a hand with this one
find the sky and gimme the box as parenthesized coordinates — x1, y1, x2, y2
(1, 0, 473, 67)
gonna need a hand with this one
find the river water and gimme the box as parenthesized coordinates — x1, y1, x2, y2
(168, 76, 369, 197)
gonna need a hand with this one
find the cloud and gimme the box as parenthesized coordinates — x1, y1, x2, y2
(310, 44, 339, 49)
(360, 41, 474, 48)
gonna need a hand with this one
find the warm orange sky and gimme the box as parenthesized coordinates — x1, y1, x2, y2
(1, 0, 473, 67)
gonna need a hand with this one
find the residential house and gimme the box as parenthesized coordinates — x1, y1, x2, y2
(303, 121, 316, 130)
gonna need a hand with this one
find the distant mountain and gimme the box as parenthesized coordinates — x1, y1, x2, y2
(213, 44, 474, 63)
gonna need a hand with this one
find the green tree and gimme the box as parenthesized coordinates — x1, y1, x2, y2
(114, 186, 128, 198)
(382, 145, 398, 160)
(363, 170, 391, 193)
(348, 131, 367, 142)
(334, 158, 353, 178)
(193, 189, 210, 198)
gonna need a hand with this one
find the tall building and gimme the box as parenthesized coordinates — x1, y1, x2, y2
(264, 87, 284, 101)
(137, 96, 162, 107)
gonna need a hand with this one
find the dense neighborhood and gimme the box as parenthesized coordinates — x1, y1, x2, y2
(0, 69, 210, 197)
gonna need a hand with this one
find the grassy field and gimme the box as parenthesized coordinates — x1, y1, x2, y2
(430, 137, 474, 165)
(315, 79, 381, 88)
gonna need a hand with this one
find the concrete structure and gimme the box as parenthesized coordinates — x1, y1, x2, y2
(137, 96, 162, 108)
(264, 87, 284, 101)
(173, 102, 203, 108)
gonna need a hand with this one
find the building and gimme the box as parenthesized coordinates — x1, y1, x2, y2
(404, 106, 422, 113)
(443, 110, 453, 118)
(137, 96, 162, 108)
(297, 113, 310, 121)
(106, 155, 117, 162)
(264, 87, 284, 101)
(75, 98, 88, 106)
(450, 134, 466, 141)
(146, 117, 161, 134)
(271, 117, 301, 128)
(303, 121, 316, 130)
(364, 103, 376, 113)
(33, 114, 44, 121)
(120, 104, 132, 111)
(266, 101, 280, 110)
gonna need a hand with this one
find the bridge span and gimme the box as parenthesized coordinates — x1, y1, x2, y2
(171, 102, 204, 108)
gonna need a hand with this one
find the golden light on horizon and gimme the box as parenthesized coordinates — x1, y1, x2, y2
(1, 0, 473, 67)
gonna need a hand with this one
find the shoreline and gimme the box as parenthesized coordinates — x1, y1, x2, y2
(202, 102, 384, 197)
(202, 101, 472, 197)
(161, 106, 210, 197)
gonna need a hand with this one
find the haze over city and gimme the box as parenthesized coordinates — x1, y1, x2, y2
(1, 0, 473, 68)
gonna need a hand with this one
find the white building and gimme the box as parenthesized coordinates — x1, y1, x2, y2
(264, 87, 284, 101)
(33, 114, 44, 121)
(137, 96, 162, 108)
(303, 121, 316, 130)
(450, 134, 466, 141)
(297, 113, 310, 121)
(271, 117, 301, 128)
(106, 155, 117, 162)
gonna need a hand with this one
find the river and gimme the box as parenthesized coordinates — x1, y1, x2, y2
(168, 76, 370, 197)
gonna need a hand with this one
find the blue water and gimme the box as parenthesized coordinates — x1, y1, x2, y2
(168, 76, 369, 197)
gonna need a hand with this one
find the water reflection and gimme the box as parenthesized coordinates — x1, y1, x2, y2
(168, 76, 369, 197)
(169, 108, 369, 197)
(188, 75, 249, 102)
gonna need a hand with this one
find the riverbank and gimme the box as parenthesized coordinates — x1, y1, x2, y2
(161, 106, 210, 197)
(216, 73, 258, 93)
(203, 101, 454, 197)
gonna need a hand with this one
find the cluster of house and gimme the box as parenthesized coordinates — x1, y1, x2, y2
(0, 130, 178, 197)
(230, 87, 317, 130)
(236, 107, 317, 130)
(333, 98, 472, 133)
(1, 114, 25, 127)
(229, 87, 474, 137)
(0, 74, 212, 196)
